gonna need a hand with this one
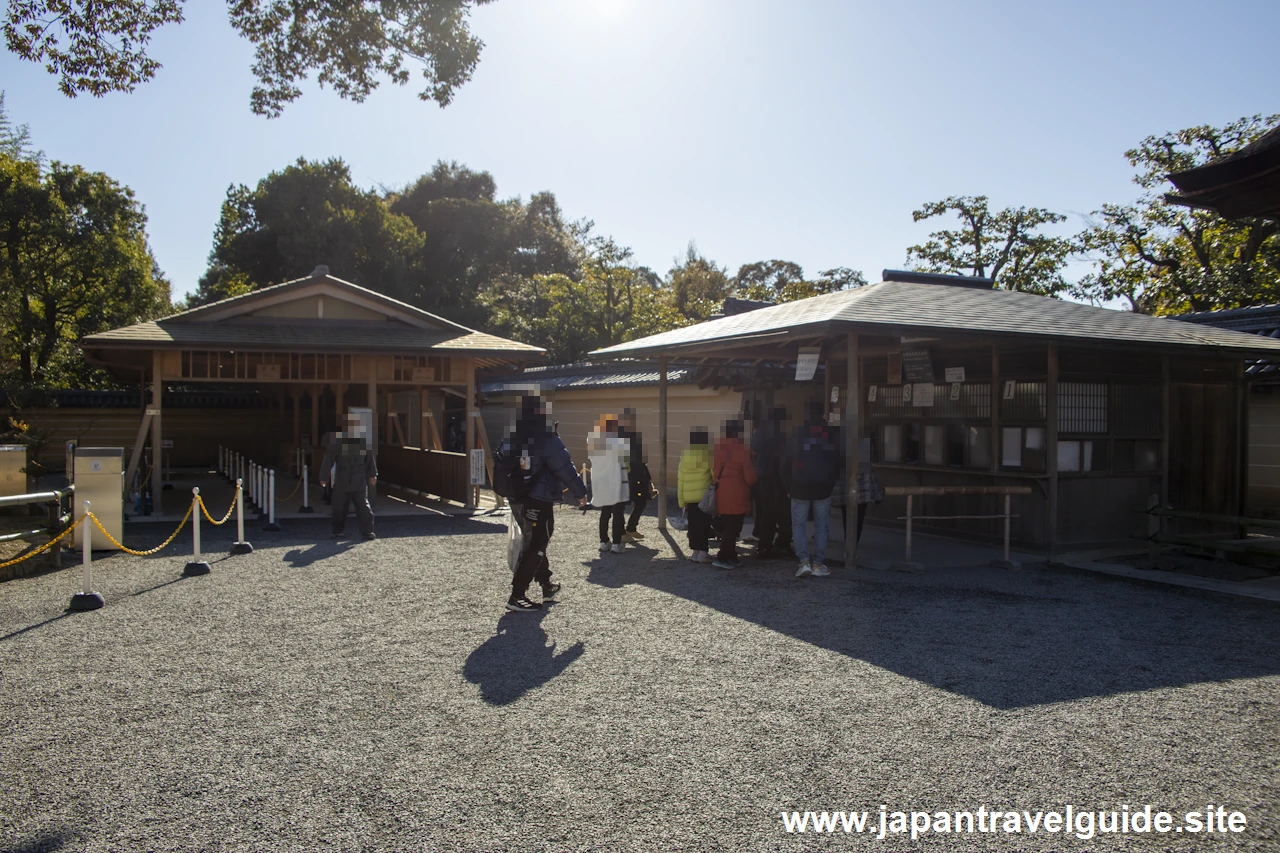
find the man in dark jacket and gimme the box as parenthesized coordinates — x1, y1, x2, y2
(319, 413, 378, 540)
(750, 406, 791, 557)
(618, 408, 651, 542)
(505, 394, 588, 612)
(786, 401, 842, 578)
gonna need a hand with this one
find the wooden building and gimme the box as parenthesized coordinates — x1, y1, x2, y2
(588, 270, 1280, 556)
(79, 267, 543, 514)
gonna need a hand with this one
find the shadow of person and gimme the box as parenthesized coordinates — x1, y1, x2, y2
(282, 540, 350, 568)
(462, 611, 585, 706)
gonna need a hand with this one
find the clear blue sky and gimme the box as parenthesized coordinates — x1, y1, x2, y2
(2, 0, 1277, 302)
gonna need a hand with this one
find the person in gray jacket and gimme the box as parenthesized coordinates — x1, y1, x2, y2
(319, 413, 378, 540)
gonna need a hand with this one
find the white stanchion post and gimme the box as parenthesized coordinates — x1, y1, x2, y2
(264, 470, 281, 531)
(231, 477, 253, 554)
(69, 500, 104, 610)
(183, 487, 211, 575)
(298, 463, 313, 513)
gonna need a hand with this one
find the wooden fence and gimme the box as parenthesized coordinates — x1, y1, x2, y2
(377, 445, 469, 504)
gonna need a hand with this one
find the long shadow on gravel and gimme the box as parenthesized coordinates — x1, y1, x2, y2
(586, 559, 1280, 710)
(463, 610, 585, 706)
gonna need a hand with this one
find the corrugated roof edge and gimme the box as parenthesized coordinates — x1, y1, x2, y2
(480, 361, 697, 394)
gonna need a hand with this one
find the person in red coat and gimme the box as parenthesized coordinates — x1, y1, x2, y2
(712, 419, 757, 568)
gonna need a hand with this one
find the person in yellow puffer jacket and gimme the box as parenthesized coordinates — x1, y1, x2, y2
(677, 428, 714, 563)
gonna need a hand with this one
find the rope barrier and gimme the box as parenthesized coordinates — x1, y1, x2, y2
(282, 474, 303, 502)
(87, 503, 193, 557)
(0, 516, 84, 570)
(197, 484, 240, 526)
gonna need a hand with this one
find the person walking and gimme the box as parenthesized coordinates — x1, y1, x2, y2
(503, 394, 588, 612)
(677, 428, 714, 563)
(788, 402, 842, 578)
(749, 406, 791, 558)
(712, 419, 756, 569)
(588, 414, 630, 555)
(319, 413, 378, 540)
(618, 409, 651, 543)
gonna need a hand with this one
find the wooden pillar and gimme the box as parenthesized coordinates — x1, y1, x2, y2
(465, 358, 476, 509)
(1236, 359, 1249, 525)
(334, 382, 346, 424)
(990, 342, 1001, 473)
(368, 379, 377, 450)
(1046, 342, 1059, 550)
(1160, 354, 1170, 507)
(150, 350, 163, 516)
(310, 385, 321, 452)
(844, 333, 860, 567)
(291, 387, 301, 445)
(658, 355, 668, 531)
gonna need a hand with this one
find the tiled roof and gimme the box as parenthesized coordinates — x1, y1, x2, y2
(481, 362, 696, 394)
(590, 279, 1280, 358)
(1177, 304, 1280, 377)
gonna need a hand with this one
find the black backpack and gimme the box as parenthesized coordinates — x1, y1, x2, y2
(492, 438, 536, 498)
(793, 427, 836, 484)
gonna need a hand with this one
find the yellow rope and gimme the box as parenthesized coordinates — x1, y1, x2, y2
(282, 474, 303, 501)
(0, 516, 84, 570)
(197, 485, 240, 525)
(87, 504, 193, 557)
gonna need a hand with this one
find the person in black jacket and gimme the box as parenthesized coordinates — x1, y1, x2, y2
(319, 413, 378, 540)
(618, 408, 651, 542)
(505, 394, 588, 612)
(786, 401, 842, 578)
(750, 406, 791, 557)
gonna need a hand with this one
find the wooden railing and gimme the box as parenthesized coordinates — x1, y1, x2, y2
(884, 485, 1032, 568)
(376, 445, 469, 504)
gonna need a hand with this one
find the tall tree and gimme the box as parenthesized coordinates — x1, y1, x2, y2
(1077, 115, 1280, 314)
(0, 153, 169, 387)
(906, 195, 1072, 295)
(667, 242, 732, 321)
(194, 157, 424, 307)
(733, 260, 866, 302)
(4, 0, 495, 117)
(482, 238, 684, 363)
(0, 91, 38, 162)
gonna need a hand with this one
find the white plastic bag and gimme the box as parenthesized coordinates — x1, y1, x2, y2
(507, 510, 522, 573)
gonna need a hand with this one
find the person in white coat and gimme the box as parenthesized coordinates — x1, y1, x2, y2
(588, 414, 631, 554)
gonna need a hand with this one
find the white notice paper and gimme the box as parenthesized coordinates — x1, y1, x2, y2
(912, 383, 935, 407)
(944, 367, 966, 383)
(470, 448, 486, 485)
(795, 348, 821, 381)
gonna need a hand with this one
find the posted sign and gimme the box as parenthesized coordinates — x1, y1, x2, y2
(470, 449, 486, 485)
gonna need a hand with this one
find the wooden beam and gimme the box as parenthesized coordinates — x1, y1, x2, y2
(844, 333, 860, 568)
(1160, 354, 1170, 507)
(465, 357, 476, 508)
(658, 355, 668, 531)
(1046, 342, 1059, 550)
(150, 350, 163, 516)
(990, 343, 1000, 474)
(123, 411, 153, 498)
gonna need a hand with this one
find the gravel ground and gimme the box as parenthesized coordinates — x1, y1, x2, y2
(1, 507, 1278, 852)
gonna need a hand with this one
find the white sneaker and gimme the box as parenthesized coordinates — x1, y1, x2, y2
(610, 543, 624, 554)
(693, 550, 712, 563)
(795, 561, 812, 578)
(599, 541, 611, 553)
(811, 563, 830, 577)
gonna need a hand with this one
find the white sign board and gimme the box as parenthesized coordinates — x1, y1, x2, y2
(795, 348, 821, 382)
(412, 366, 435, 383)
(1003, 380, 1017, 400)
(950, 383, 962, 401)
(830, 385, 840, 404)
(912, 383, 935, 407)
(470, 448, 486, 485)
(866, 385, 877, 402)
(944, 367, 966, 383)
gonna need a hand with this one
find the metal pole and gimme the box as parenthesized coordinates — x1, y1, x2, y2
(1004, 494, 1011, 563)
(68, 500, 104, 610)
(265, 470, 281, 531)
(231, 478, 253, 554)
(299, 463, 313, 513)
(183, 487, 211, 575)
(905, 494, 913, 562)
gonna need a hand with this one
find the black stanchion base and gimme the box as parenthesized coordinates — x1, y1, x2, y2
(263, 522, 282, 532)
(182, 561, 211, 577)
(230, 542, 254, 555)
(68, 591, 105, 611)
(298, 505, 315, 513)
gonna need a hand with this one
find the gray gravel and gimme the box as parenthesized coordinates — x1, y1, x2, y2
(1, 507, 1278, 852)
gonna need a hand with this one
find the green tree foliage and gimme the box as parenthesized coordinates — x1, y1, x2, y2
(732, 260, 866, 302)
(906, 195, 1072, 295)
(3, 0, 494, 117)
(0, 91, 38, 162)
(481, 239, 685, 363)
(0, 153, 170, 388)
(667, 242, 732, 321)
(195, 157, 424, 308)
(1076, 115, 1280, 314)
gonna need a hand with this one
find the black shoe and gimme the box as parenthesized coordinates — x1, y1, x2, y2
(330, 532, 344, 539)
(755, 548, 774, 558)
(362, 532, 376, 540)
(506, 596, 542, 612)
(541, 582, 562, 601)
